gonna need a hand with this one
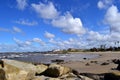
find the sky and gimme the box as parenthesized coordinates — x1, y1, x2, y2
(0, 0, 120, 52)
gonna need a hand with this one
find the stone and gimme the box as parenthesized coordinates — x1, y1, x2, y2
(104, 73, 120, 80)
(32, 76, 47, 80)
(51, 59, 64, 64)
(101, 62, 109, 65)
(80, 75, 94, 80)
(45, 78, 60, 80)
(35, 64, 48, 75)
(113, 59, 120, 70)
(44, 64, 71, 77)
(80, 73, 104, 80)
(2, 59, 36, 80)
(0, 68, 6, 80)
(60, 73, 77, 79)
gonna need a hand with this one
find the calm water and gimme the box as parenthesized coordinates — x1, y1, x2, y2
(0, 53, 99, 63)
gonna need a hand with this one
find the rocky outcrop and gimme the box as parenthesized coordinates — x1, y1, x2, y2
(2, 59, 36, 80)
(0, 59, 94, 80)
(0, 69, 6, 80)
(35, 64, 48, 74)
(104, 72, 120, 80)
(44, 63, 71, 77)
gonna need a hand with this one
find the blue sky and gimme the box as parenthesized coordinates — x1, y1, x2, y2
(0, 0, 120, 52)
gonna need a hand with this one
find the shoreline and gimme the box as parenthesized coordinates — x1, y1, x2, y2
(61, 51, 120, 74)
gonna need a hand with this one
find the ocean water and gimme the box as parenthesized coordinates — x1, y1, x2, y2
(0, 53, 99, 63)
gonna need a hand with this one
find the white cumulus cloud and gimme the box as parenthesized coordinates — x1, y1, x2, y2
(97, 0, 113, 9)
(13, 27, 22, 33)
(52, 12, 86, 35)
(44, 31, 55, 39)
(33, 38, 45, 46)
(87, 31, 110, 41)
(104, 5, 120, 33)
(31, 2, 59, 19)
(16, 0, 28, 10)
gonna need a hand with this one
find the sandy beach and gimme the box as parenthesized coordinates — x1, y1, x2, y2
(61, 51, 120, 74)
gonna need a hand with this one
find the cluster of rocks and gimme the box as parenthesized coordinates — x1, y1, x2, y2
(0, 59, 93, 80)
(1, 59, 120, 80)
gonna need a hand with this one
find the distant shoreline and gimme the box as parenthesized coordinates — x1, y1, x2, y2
(0, 51, 120, 53)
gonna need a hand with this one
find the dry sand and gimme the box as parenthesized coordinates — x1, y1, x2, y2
(61, 51, 120, 74)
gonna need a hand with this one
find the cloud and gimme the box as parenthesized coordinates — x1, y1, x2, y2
(97, 0, 113, 9)
(16, 0, 28, 10)
(104, 5, 120, 33)
(13, 27, 23, 33)
(44, 31, 55, 39)
(31, 2, 86, 35)
(0, 27, 12, 33)
(33, 38, 46, 46)
(87, 31, 110, 41)
(48, 38, 87, 49)
(13, 38, 31, 47)
(12, 38, 46, 52)
(0, 27, 23, 34)
(31, 2, 59, 19)
(52, 12, 86, 35)
(15, 19, 38, 26)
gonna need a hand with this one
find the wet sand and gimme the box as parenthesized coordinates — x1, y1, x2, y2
(61, 51, 120, 74)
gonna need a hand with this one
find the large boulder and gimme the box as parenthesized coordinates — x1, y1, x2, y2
(1, 59, 36, 80)
(104, 72, 120, 80)
(44, 64, 71, 77)
(35, 64, 48, 74)
(0, 68, 6, 80)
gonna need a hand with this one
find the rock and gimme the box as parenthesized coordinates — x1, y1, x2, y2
(80, 73, 104, 80)
(32, 75, 47, 80)
(63, 78, 81, 80)
(0, 68, 6, 80)
(60, 72, 77, 79)
(80, 75, 94, 80)
(51, 59, 64, 64)
(45, 78, 60, 80)
(104, 73, 120, 80)
(2, 59, 36, 80)
(90, 61, 98, 64)
(35, 64, 48, 75)
(113, 59, 120, 70)
(101, 62, 109, 65)
(44, 64, 71, 77)
(0, 60, 4, 68)
(85, 63, 90, 66)
(83, 58, 87, 60)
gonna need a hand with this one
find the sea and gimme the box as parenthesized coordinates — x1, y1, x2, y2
(0, 52, 99, 64)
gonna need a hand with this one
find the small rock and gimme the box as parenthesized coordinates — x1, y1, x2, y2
(85, 63, 90, 66)
(101, 62, 109, 65)
(51, 59, 64, 64)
